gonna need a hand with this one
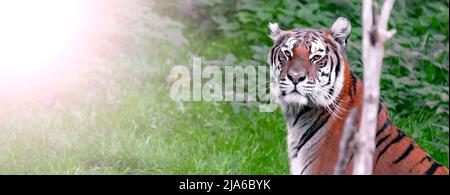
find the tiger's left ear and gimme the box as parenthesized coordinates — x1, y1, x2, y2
(268, 22, 285, 42)
(330, 17, 352, 49)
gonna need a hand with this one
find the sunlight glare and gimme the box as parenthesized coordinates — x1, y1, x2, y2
(0, 0, 86, 83)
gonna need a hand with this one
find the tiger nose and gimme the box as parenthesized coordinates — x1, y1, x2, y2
(287, 72, 306, 84)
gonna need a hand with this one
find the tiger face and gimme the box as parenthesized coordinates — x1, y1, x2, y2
(268, 17, 351, 110)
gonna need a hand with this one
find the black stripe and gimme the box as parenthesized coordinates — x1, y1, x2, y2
(298, 110, 322, 129)
(376, 130, 406, 163)
(271, 45, 281, 66)
(421, 156, 432, 163)
(299, 109, 321, 129)
(292, 106, 312, 127)
(377, 101, 383, 114)
(309, 132, 326, 149)
(376, 119, 391, 137)
(294, 112, 331, 151)
(348, 153, 354, 164)
(348, 74, 354, 100)
(393, 144, 414, 164)
(409, 156, 432, 172)
(319, 54, 335, 89)
(350, 73, 357, 90)
(424, 162, 442, 175)
(300, 156, 317, 175)
(332, 49, 340, 81)
(323, 49, 334, 87)
(312, 31, 320, 38)
(270, 45, 277, 65)
(349, 73, 357, 100)
(376, 133, 391, 148)
(291, 135, 323, 159)
(328, 86, 334, 97)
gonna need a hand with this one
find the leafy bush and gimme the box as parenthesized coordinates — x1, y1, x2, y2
(155, 0, 449, 119)
(153, 0, 448, 164)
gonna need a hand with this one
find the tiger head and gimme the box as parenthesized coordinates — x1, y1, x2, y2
(268, 17, 352, 110)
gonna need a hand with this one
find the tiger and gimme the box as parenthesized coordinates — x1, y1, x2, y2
(267, 17, 449, 175)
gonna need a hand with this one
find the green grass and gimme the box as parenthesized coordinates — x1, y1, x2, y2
(0, 46, 446, 174)
(0, 53, 291, 174)
(393, 112, 449, 166)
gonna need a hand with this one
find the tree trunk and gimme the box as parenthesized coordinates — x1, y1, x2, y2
(335, 0, 396, 175)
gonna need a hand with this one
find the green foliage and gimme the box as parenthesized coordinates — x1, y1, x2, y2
(160, 0, 449, 117)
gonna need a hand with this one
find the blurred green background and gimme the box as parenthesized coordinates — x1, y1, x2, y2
(0, 0, 447, 174)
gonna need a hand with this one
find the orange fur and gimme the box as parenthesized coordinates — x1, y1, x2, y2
(311, 51, 448, 175)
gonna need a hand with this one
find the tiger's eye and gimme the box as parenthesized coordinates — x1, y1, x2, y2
(285, 52, 291, 58)
(279, 55, 287, 62)
(313, 55, 321, 61)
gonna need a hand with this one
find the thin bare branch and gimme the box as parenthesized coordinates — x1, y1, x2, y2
(379, 0, 396, 30)
(352, 0, 396, 175)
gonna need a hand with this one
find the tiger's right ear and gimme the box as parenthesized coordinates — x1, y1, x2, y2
(268, 22, 285, 42)
(330, 17, 351, 49)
